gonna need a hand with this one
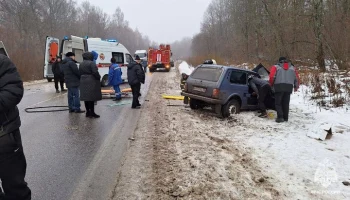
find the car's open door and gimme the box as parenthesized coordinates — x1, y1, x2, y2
(0, 41, 9, 57)
(252, 63, 270, 81)
(44, 36, 60, 82)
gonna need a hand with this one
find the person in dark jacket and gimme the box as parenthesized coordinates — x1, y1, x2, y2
(52, 56, 66, 93)
(61, 52, 84, 113)
(108, 58, 123, 101)
(127, 55, 145, 109)
(0, 54, 31, 199)
(269, 57, 300, 123)
(79, 52, 102, 118)
(248, 75, 272, 118)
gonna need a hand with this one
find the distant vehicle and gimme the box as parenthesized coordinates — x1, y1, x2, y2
(147, 44, 172, 72)
(134, 50, 148, 71)
(0, 41, 9, 57)
(181, 64, 273, 118)
(44, 36, 134, 86)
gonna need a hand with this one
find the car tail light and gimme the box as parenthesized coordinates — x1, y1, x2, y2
(213, 88, 220, 98)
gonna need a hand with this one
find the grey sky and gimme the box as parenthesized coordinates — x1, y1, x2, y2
(77, 0, 212, 43)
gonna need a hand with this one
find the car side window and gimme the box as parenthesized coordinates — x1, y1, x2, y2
(230, 70, 247, 85)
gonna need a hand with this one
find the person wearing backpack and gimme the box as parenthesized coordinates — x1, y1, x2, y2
(108, 58, 123, 101)
(269, 57, 300, 123)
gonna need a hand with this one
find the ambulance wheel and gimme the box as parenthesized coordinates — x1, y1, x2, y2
(47, 78, 52, 82)
(101, 75, 109, 87)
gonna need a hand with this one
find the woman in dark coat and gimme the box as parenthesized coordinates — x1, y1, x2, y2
(79, 52, 102, 118)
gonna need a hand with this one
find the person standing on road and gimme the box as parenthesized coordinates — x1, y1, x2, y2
(0, 54, 31, 200)
(127, 55, 145, 109)
(248, 75, 272, 118)
(79, 52, 102, 118)
(108, 58, 123, 101)
(269, 57, 300, 123)
(52, 56, 66, 93)
(61, 52, 85, 113)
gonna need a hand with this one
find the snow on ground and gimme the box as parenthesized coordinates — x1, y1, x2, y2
(113, 61, 350, 200)
(179, 61, 350, 198)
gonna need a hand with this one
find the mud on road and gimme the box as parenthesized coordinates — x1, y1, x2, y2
(112, 66, 283, 200)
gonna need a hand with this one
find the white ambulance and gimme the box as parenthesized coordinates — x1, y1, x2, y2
(44, 35, 133, 86)
(0, 41, 9, 57)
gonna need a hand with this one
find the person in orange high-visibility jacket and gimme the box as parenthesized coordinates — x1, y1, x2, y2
(269, 57, 300, 123)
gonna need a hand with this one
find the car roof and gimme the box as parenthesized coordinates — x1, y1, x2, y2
(199, 64, 257, 73)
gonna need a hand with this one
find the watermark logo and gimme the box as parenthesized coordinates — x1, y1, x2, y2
(314, 158, 338, 188)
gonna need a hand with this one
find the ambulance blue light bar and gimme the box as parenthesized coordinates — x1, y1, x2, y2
(107, 39, 117, 42)
(64, 36, 69, 40)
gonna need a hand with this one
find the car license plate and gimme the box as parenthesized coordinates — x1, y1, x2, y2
(193, 87, 206, 92)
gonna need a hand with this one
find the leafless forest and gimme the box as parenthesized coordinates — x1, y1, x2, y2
(190, 0, 350, 71)
(1, 0, 350, 81)
(0, 0, 151, 81)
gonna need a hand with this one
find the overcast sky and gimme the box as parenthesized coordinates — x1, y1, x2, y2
(76, 0, 212, 43)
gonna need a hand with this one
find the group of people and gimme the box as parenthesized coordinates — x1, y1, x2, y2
(0, 51, 145, 199)
(248, 57, 300, 123)
(52, 52, 146, 114)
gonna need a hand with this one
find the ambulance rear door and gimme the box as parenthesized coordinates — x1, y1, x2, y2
(44, 36, 60, 82)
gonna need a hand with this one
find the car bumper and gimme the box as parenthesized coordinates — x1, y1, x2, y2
(181, 92, 222, 104)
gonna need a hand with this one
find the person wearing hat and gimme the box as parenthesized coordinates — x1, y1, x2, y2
(248, 74, 272, 118)
(61, 52, 84, 113)
(52, 56, 66, 93)
(127, 55, 145, 109)
(269, 57, 300, 123)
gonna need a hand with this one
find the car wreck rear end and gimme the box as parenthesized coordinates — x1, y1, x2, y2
(181, 64, 269, 117)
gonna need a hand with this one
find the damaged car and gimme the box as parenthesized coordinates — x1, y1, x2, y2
(181, 63, 274, 118)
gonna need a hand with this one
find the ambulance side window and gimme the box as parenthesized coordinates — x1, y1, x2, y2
(112, 52, 124, 64)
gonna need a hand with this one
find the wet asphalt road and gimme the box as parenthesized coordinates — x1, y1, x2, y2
(17, 73, 153, 200)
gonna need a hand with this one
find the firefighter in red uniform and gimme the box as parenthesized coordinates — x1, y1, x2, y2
(269, 57, 300, 123)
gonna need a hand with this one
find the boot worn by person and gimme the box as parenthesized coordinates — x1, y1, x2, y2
(56, 89, 60, 93)
(276, 118, 285, 123)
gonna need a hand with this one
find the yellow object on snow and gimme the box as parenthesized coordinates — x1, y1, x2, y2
(162, 95, 185, 100)
(267, 110, 276, 119)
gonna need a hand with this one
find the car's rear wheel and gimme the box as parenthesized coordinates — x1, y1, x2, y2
(222, 99, 241, 118)
(189, 98, 203, 110)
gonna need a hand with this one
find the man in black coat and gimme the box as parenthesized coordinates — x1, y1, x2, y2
(61, 52, 84, 113)
(0, 54, 31, 199)
(52, 56, 66, 93)
(127, 55, 145, 109)
(248, 74, 272, 118)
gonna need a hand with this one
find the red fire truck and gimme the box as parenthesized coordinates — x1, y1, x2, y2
(147, 44, 172, 72)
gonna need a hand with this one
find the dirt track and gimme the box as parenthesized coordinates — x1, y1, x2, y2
(111, 65, 283, 200)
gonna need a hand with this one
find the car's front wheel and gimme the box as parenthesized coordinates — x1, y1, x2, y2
(222, 99, 241, 118)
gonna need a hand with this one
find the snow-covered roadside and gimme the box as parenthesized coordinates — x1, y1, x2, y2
(112, 61, 349, 199)
(177, 61, 350, 199)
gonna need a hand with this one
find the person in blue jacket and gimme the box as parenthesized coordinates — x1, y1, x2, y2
(108, 57, 123, 101)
